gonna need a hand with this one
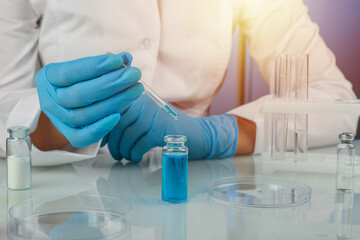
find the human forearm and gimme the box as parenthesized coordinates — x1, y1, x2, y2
(30, 112, 69, 151)
(231, 114, 256, 155)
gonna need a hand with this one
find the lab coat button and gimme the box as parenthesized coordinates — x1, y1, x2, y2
(139, 37, 152, 49)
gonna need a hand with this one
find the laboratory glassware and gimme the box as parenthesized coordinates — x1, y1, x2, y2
(208, 176, 311, 208)
(162, 135, 188, 203)
(106, 52, 178, 120)
(139, 78, 178, 120)
(271, 54, 289, 160)
(8, 194, 131, 240)
(270, 54, 309, 161)
(6, 126, 32, 190)
(293, 54, 309, 162)
(336, 132, 355, 192)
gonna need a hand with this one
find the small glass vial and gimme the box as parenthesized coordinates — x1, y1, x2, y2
(336, 132, 355, 192)
(162, 135, 188, 203)
(6, 126, 32, 190)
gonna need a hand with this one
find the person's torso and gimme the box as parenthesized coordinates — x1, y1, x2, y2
(30, 0, 236, 116)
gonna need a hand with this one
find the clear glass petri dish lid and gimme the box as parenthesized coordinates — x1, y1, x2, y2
(8, 194, 131, 240)
(208, 176, 311, 208)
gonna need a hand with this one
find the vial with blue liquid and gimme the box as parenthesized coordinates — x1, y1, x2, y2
(162, 135, 188, 203)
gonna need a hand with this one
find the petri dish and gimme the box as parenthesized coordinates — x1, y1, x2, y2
(8, 194, 131, 240)
(208, 176, 311, 208)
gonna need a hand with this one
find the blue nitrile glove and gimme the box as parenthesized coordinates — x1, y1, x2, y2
(35, 53, 144, 148)
(102, 94, 239, 162)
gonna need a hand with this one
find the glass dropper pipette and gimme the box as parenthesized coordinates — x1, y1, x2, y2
(138, 77, 178, 120)
(123, 64, 178, 120)
(106, 52, 178, 120)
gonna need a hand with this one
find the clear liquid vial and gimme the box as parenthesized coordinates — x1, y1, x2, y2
(6, 126, 32, 190)
(162, 135, 188, 203)
(336, 132, 355, 192)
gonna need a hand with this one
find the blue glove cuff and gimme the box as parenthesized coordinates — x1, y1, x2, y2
(200, 114, 238, 159)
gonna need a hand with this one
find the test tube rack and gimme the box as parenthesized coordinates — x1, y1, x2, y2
(262, 98, 360, 163)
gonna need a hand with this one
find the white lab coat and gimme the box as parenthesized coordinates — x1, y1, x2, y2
(0, 0, 357, 166)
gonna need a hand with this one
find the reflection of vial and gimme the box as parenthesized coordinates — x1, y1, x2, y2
(162, 203, 187, 240)
(335, 192, 353, 240)
(336, 132, 355, 192)
(6, 126, 32, 190)
(162, 135, 188, 203)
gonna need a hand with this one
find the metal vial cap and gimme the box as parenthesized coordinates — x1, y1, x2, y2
(339, 132, 355, 141)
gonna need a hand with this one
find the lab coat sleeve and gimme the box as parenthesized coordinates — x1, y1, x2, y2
(229, 0, 358, 154)
(0, 0, 100, 166)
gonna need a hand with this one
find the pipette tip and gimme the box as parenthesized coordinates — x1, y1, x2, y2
(162, 105, 178, 120)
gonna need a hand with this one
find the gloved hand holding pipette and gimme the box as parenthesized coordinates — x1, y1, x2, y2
(102, 94, 239, 163)
(106, 51, 178, 120)
(34, 53, 144, 148)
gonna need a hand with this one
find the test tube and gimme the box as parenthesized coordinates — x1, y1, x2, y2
(293, 54, 309, 162)
(270, 54, 309, 162)
(271, 55, 289, 160)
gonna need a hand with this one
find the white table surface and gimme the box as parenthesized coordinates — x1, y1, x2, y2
(1, 142, 360, 240)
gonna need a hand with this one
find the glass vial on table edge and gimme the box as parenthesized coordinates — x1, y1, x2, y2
(162, 135, 188, 203)
(336, 132, 355, 193)
(6, 126, 32, 190)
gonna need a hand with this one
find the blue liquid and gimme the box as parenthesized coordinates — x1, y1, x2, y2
(162, 154, 188, 203)
(162, 105, 178, 120)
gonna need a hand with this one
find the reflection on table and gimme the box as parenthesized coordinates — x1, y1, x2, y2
(0, 145, 360, 239)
